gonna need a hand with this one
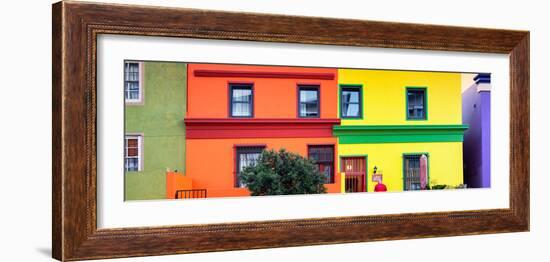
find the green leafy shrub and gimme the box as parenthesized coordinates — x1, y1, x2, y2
(240, 149, 327, 196)
(431, 184, 448, 190)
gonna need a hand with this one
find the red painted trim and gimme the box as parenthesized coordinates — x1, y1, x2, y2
(306, 143, 336, 147)
(296, 82, 322, 86)
(194, 70, 335, 80)
(185, 118, 339, 124)
(185, 118, 340, 139)
(228, 80, 254, 85)
(233, 144, 268, 148)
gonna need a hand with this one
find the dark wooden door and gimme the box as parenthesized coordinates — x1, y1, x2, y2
(341, 157, 366, 192)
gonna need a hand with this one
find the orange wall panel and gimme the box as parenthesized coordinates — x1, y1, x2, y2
(165, 171, 193, 199)
(187, 63, 338, 119)
(185, 137, 340, 198)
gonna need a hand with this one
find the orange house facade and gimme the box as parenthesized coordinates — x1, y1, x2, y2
(185, 63, 341, 197)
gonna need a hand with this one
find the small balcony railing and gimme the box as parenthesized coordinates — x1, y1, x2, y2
(175, 189, 207, 199)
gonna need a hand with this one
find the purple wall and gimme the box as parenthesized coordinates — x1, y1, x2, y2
(462, 75, 491, 188)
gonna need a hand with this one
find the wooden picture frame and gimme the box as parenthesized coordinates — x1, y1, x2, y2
(52, 1, 529, 261)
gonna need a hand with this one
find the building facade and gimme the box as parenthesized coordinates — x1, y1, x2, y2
(124, 61, 187, 200)
(333, 69, 468, 192)
(184, 63, 342, 197)
(123, 62, 472, 199)
(462, 73, 491, 188)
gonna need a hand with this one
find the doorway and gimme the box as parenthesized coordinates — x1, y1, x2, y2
(341, 156, 367, 192)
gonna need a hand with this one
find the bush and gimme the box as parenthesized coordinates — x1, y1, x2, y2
(427, 184, 467, 190)
(430, 184, 448, 190)
(240, 149, 328, 196)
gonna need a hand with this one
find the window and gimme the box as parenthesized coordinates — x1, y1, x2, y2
(125, 135, 142, 172)
(340, 85, 362, 118)
(403, 154, 429, 191)
(235, 146, 265, 187)
(124, 62, 142, 103)
(230, 84, 253, 117)
(298, 85, 320, 117)
(406, 88, 427, 120)
(308, 145, 334, 183)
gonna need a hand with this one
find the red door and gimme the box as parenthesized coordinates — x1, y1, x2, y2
(341, 157, 366, 192)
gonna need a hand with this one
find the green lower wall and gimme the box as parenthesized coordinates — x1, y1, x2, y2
(125, 62, 187, 200)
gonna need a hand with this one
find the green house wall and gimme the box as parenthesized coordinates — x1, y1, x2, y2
(125, 62, 187, 200)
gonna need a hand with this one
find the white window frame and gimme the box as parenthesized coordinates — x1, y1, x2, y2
(124, 61, 145, 105)
(125, 134, 143, 172)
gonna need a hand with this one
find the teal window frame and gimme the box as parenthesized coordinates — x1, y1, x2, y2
(402, 152, 430, 191)
(339, 84, 364, 119)
(406, 87, 428, 120)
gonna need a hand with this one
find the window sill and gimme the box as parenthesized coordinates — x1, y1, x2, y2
(125, 101, 144, 106)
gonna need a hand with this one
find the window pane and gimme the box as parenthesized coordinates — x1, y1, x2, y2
(300, 103, 319, 117)
(130, 91, 139, 100)
(342, 90, 359, 103)
(239, 153, 261, 171)
(231, 86, 253, 117)
(300, 90, 318, 103)
(125, 62, 139, 81)
(343, 103, 359, 117)
(341, 88, 361, 118)
(124, 62, 140, 101)
(236, 146, 264, 187)
(308, 145, 334, 183)
(309, 146, 334, 162)
(232, 102, 251, 116)
(128, 82, 139, 91)
(125, 136, 141, 172)
(125, 158, 139, 172)
(314, 163, 333, 184)
(126, 81, 140, 100)
(127, 147, 138, 157)
(126, 138, 138, 147)
(232, 88, 251, 102)
(322, 164, 332, 183)
(298, 87, 319, 117)
(407, 90, 425, 119)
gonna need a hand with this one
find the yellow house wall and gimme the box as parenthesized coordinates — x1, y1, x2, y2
(338, 69, 462, 125)
(338, 142, 464, 192)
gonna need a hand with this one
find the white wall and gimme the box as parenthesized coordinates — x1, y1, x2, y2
(0, 0, 546, 261)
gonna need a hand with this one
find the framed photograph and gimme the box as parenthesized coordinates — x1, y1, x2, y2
(52, 1, 529, 261)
